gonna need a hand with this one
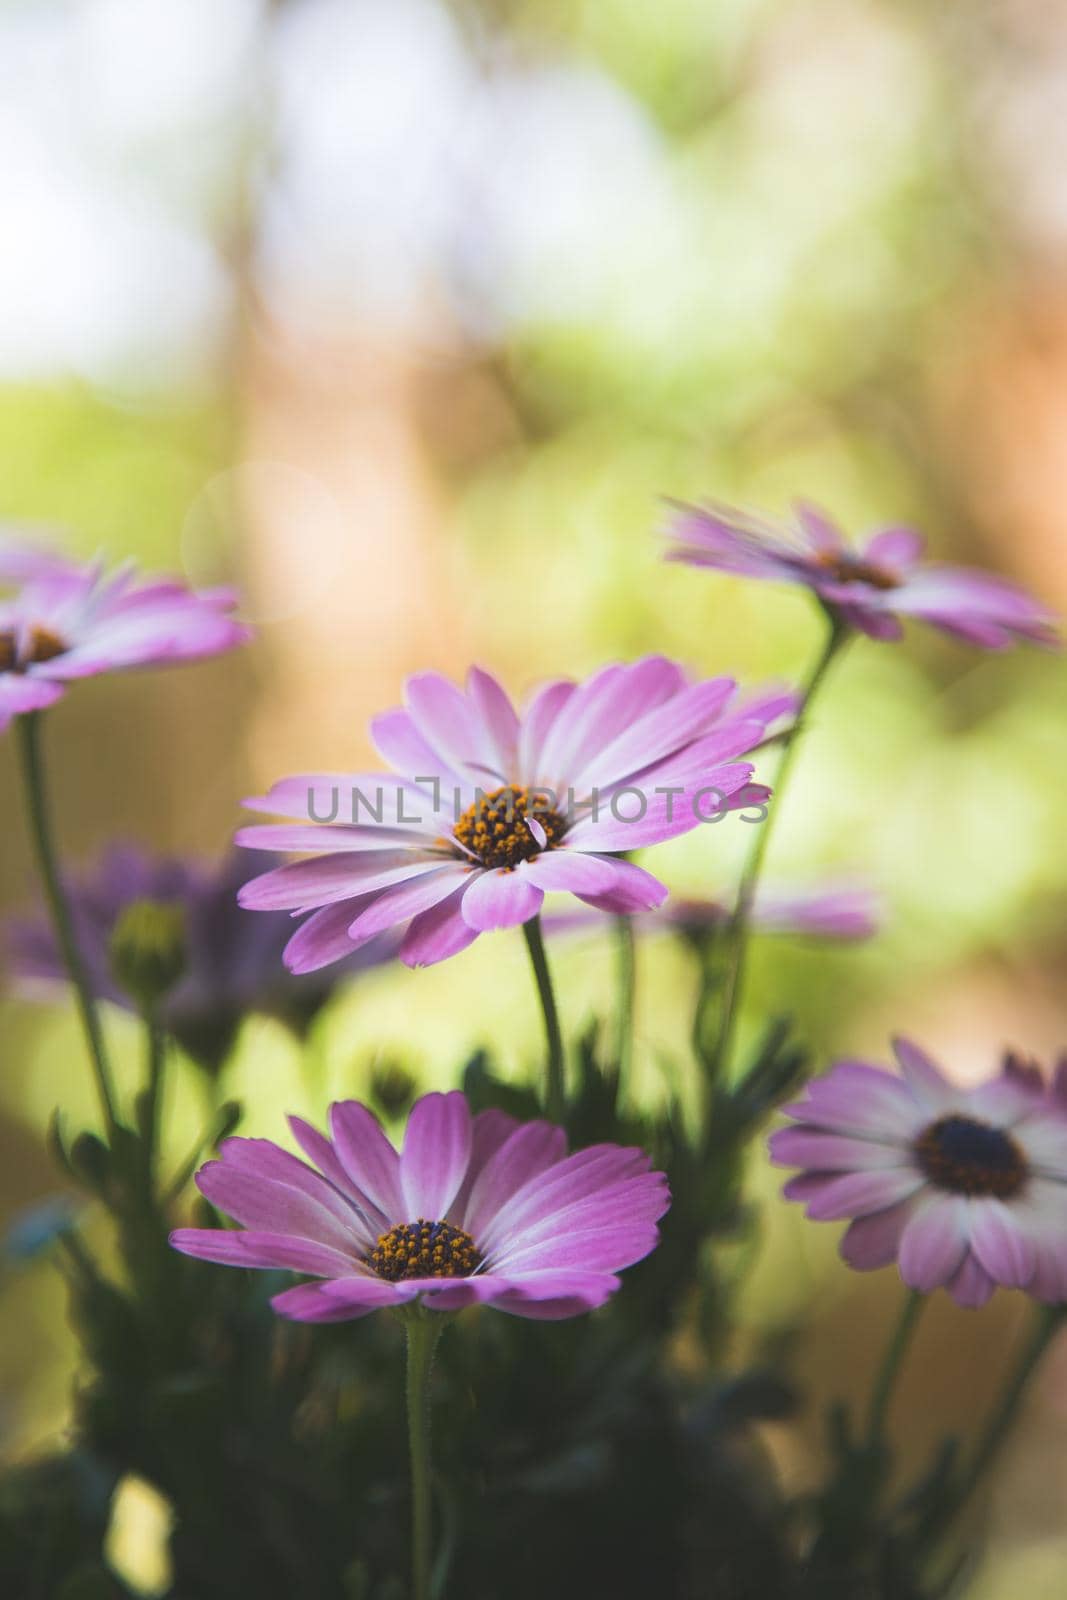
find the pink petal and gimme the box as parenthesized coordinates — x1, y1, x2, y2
(346, 865, 474, 946)
(400, 885, 481, 966)
(404, 672, 487, 780)
(239, 851, 434, 911)
(574, 857, 668, 915)
(459, 868, 544, 931)
(0, 672, 65, 729)
(169, 1227, 361, 1276)
(283, 898, 379, 974)
(839, 1199, 917, 1270)
(467, 667, 521, 776)
(569, 670, 732, 791)
(892, 1037, 956, 1111)
(400, 1091, 473, 1219)
(328, 1102, 404, 1222)
(486, 1268, 621, 1320)
(897, 1195, 969, 1291)
(271, 1278, 414, 1322)
(517, 679, 577, 781)
(447, 1108, 522, 1223)
(460, 1120, 569, 1238)
(864, 527, 924, 569)
(371, 706, 468, 785)
(804, 1167, 924, 1221)
(520, 851, 620, 897)
(768, 1128, 907, 1172)
(967, 1199, 1037, 1289)
(949, 1251, 997, 1308)
(494, 1221, 662, 1274)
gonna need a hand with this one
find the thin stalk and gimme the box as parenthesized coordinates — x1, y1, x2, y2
(710, 616, 849, 1079)
(940, 1304, 1063, 1523)
(141, 1011, 167, 1194)
(15, 712, 118, 1133)
(864, 1289, 926, 1448)
(613, 914, 636, 1103)
(405, 1313, 444, 1600)
(522, 916, 565, 1122)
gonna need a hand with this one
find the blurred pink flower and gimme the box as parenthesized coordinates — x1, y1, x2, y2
(664, 500, 1059, 647)
(0, 539, 250, 732)
(771, 1040, 1067, 1307)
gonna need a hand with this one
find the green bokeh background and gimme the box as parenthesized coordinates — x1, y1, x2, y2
(2, 2, 1066, 1593)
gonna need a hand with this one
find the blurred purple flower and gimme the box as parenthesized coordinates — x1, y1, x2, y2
(6, 845, 399, 1073)
(770, 1039, 1067, 1307)
(0, 539, 251, 732)
(548, 883, 880, 944)
(237, 660, 795, 972)
(172, 1090, 669, 1323)
(663, 500, 1059, 648)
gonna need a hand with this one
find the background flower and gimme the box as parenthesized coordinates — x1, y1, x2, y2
(770, 1039, 1067, 1307)
(237, 661, 794, 972)
(0, 542, 251, 731)
(172, 1089, 670, 1322)
(6, 845, 398, 1073)
(664, 501, 1059, 647)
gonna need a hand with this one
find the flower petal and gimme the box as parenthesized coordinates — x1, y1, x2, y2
(459, 868, 544, 932)
(461, 1120, 569, 1239)
(400, 1092, 473, 1219)
(897, 1195, 969, 1291)
(271, 1278, 414, 1322)
(329, 1102, 404, 1222)
(169, 1227, 362, 1276)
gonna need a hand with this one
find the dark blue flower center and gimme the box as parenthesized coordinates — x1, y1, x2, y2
(915, 1114, 1027, 1198)
(368, 1219, 482, 1281)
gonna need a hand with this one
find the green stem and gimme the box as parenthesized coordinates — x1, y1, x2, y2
(405, 1313, 444, 1600)
(864, 1289, 925, 1448)
(940, 1304, 1064, 1522)
(613, 914, 636, 1103)
(710, 615, 849, 1079)
(15, 712, 118, 1134)
(141, 1011, 167, 1194)
(522, 916, 565, 1123)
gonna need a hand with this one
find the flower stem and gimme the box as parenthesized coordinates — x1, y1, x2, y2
(522, 915, 565, 1122)
(613, 914, 636, 1103)
(939, 1304, 1064, 1523)
(15, 712, 118, 1134)
(405, 1312, 444, 1600)
(140, 1011, 167, 1194)
(710, 615, 849, 1078)
(864, 1288, 925, 1448)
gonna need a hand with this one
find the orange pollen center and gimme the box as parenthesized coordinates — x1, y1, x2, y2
(816, 553, 899, 591)
(0, 625, 67, 672)
(368, 1219, 482, 1281)
(452, 784, 566, 869)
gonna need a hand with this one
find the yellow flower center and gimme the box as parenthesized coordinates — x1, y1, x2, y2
(452, 784, 566, 870)
(368, 1219, 482, 1281)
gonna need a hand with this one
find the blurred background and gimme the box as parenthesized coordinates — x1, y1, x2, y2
(1, 0, 1066, 1594)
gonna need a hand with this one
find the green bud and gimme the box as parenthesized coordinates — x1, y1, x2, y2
(109, 899, 186, 1013)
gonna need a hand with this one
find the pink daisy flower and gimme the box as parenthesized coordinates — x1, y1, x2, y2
(0, 540, 251, 732)
(664, 500, 1059, 648)
(171, 1090, 670, 1322)
(770, 1039, 1067, 1307)
(236, 659, 794, 971)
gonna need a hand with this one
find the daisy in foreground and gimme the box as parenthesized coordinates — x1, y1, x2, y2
(770, 1039, 1067, 1306)
(663, 500, 1058, 647)
(0, 537, 249, 731)
(171, 1089, 670, 1322)
(172, 1090, 668, 1600)
(237, 658, 792, 972)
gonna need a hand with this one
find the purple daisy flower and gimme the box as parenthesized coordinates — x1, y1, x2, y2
(171, 1090, 670, 1322)
(6, 845, 398, 1072)
(548, 883, 879, 944)
(664, 500, 1059, 648)
(0, 540, 251, 731)
(770, 1039, 1067, 1307)
(236, 659, 795, 972)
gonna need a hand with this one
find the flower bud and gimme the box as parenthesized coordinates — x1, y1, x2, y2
(109, 899, 186, 1013)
